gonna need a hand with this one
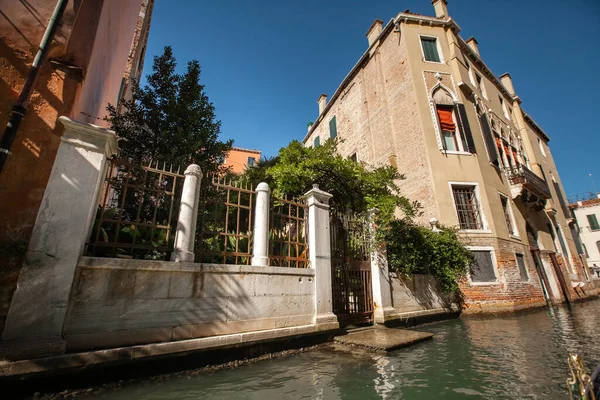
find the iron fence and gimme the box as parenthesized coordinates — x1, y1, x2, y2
(269, 196, 309, 268)
(86, 158, 184, 260)
(195, 175, 254, 265)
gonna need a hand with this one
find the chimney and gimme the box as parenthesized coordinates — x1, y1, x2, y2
(466, 36, 480, 56)
(366, 19, 383, 46)
(431, 0, 449, 18)
(499, 73, 516, 96)
(318, 94, 327, 115)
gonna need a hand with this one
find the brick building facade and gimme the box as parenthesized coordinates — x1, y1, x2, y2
(302, 0, 596, 313)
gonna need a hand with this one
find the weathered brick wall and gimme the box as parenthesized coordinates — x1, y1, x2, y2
(459, 236, 547, 313)
(304, 29, 437, 222)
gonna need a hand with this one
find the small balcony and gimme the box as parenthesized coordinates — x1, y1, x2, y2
(507, 165, 551, 209)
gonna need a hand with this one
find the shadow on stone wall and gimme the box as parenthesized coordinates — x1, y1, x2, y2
(390, 273, 455, 314)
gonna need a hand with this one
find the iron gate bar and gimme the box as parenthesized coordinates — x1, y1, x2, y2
(330, 210, 374, 327)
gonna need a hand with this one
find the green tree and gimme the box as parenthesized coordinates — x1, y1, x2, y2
(241, 139, 419, 226)
(106, 46, 232, 174)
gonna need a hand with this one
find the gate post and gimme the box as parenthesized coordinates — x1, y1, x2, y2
(305, 185, 339, 330)
(252, 182, 270, 267)
(1, 117, 117, 359)
(369, 209, 399, 324)
(171, 164, 203, 262)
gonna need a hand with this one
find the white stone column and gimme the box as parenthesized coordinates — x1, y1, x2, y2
(0, 116, 117, 359)
(251, 182, 270, 267)
(305, 185, 339, 330)
(171, 164, 202, 262)
(369, 209, 399, 324)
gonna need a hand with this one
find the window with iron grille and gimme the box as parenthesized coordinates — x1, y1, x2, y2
(500, 195, 515, 235)
(470, 250, 497, 282)
(452, 185, 483, 230)
(516, 253, 528, 281)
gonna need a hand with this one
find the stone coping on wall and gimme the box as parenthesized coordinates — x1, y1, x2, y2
(78, 257, 315, 277)
(0, 323, 337, 380)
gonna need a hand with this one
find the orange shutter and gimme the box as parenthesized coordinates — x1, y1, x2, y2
(437, 108, 456, 132)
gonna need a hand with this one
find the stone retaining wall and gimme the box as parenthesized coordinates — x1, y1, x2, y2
(389, 274, 458, 324)
(63, 257, 315, 351)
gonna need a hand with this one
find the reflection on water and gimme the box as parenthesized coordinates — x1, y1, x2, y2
(69, 300, 600, 399)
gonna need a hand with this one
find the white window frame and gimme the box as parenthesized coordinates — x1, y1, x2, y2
(448, 181, 491, 233)
(538, 137, 547, 157)
(475, 72, 488, 99)
(499, 95, 510, 120)
(466, 245, 500, 285)
(418, 35, 444, 64)
(499, 192, 520, 239)
(436, 104, 469, 155)
(465, 59, 476, 87)
(514, 252, 530, 282)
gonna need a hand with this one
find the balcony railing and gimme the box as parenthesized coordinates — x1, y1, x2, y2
(506, 165, 552, 200)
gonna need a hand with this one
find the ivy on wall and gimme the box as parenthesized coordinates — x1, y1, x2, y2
(385, 220, 472, 293)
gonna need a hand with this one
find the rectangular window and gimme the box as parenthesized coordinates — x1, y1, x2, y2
(329, 117, 337, 139)
(313, 136, 320, 147)
(538, 138, 547, 157)
(470, 250, 497, 283)
(247, 157, 256, 167)
(587, 214, 600, 231)
(499, 96, 510, 120)
(475, 73, 487, 99)
(516, 254, 528, 281)
(500, 195, 516, 236)
(452, 185, 484, 230)
(421, 37, 441, 62)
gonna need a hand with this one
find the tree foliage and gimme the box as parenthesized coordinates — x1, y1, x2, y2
(385, 220, 472, 293)
(242, 139, 419, 225)
(106, 46, 232, 174)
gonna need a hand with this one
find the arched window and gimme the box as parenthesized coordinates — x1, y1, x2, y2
(582, 243, 589, 258)
(313, 136, 320, 148)
(432, 88, 461, 152)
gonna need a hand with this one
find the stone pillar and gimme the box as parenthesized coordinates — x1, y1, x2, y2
(251, 182, 270, 267)
(171, 164, 202, 262)
(369, 210, 399, 325)
(305, 185, 339, 330)
(1, 116, 117, 359)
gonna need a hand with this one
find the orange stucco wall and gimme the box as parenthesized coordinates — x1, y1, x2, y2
(224, 148, 261, 174)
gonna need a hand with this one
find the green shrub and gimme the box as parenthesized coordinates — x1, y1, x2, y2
(385, 220, 472, 293)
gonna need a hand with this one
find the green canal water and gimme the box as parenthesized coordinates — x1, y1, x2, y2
(63, 300, 599, 399)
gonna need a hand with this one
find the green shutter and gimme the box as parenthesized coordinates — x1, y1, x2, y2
(314, 136, 320, 147)
(421, 38, 440, 62)
(329, 117, 337, 139)
(587, 214, 599, 231)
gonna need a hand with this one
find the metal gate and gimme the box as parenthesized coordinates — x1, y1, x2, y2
(330, 211, 373, 327)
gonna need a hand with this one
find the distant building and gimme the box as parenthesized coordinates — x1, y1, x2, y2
(302, 0, 594, 312)
(224, 147, 261, 174)
(570, 196, 600, 277)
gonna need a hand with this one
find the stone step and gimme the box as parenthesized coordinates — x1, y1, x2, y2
(333, 327, 433, 352)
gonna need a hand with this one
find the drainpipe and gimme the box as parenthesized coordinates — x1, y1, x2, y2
(0, 0, 69, 174)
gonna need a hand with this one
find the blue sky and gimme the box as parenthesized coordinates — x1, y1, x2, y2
(143, 0, 600, 199)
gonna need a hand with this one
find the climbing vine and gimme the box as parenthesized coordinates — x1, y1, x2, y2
(384, 220, 472, 293)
